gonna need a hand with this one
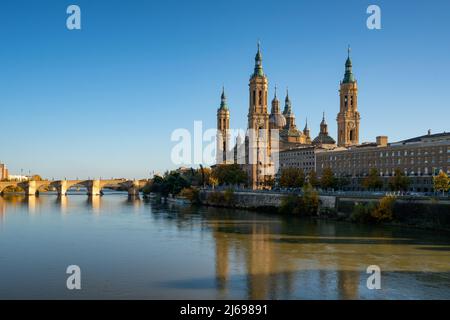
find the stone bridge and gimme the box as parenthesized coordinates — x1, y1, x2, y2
(0, 179, 148, 196)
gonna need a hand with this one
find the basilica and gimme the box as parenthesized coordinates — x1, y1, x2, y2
(216, 43, 360, 189)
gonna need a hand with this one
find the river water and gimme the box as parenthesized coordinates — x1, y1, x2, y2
(0, 193, 449, 299)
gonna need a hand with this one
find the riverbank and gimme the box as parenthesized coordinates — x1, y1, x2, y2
(196, 189, 450, 232)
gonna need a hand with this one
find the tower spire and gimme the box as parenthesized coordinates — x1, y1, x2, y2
(343, 45, 355, 83)
(253, 40, 264, 77)
(220, 86, 228, 110)
(283, 87, 292, 114)
(320, 112, 328, 134)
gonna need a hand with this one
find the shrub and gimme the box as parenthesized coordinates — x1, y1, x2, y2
(279, 194, 299, 215)
(371, 196, 396, 223)
(279, 184, 319, 216)
(179, 187, 200, 204)
(350, 196, 396, 224)
(350, 202, 376, 224)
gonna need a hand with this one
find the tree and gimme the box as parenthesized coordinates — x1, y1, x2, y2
(279, 183, 319, 216)
(211, 164, 247, 186)
(209, 176, 219, 189)
(388, 168, 410, 191)
(308, 170, 320, 189)
(362, 168, 383, 190)
(145, 171, 190, 196)
(336, 176, 351, 190)
(433, 171, 450, 195)
(320, 168, 336, 190)
(371, 196, 396, 222)
(279, 168, 305, 188)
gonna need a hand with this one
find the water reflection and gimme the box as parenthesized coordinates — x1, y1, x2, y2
(55, 196, 68, 214)
(154, 205, 450, 299)
(0, 194, 449, 299)
(86, 195, 101, 214)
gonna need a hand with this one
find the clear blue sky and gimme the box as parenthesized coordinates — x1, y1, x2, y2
(0, 0, 449, 179)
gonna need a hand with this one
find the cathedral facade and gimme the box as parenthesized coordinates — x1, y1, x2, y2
(216, 44, 360, 189)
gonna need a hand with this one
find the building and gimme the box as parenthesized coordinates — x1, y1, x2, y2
(316, 132, 450, 192)
(0, 163, 9, 181)
(278, 115, 336, 176)
(216, 43, 352, 189)
(6, 175, 28, 182)
(279, 146, 317, 175)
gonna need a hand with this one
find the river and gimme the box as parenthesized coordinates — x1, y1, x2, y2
(0, 193, 449, 299)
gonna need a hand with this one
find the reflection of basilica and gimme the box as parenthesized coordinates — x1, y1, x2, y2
(212, 218, 361, 299)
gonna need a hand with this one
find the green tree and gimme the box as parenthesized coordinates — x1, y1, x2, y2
(388, 168, 410, 191)
(320, 168, 336, 190)
(279, 183, 319, 216)
(433, 171, 450, 195)
(145, 172, 190, 196)
(212, 164, 247, 186)
(308, 170, 320, 189)
(279, 168, 305, 188)
(362, 168, 384, 190)
(336, 176, 351, 190)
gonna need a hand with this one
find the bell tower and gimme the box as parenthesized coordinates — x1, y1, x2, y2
(217, 87, 230, 164)
(248, 41, 269, 131)
(247, 42, 272, 189)
(337, 46, 360, 147)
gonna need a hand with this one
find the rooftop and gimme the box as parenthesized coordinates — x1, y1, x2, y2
(391, 131, 450, 145)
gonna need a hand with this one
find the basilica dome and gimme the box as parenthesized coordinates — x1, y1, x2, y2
(269, 113, 286, 129)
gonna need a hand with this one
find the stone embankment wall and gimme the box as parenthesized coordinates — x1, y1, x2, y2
(199, 190, 450, 229)
(199, 190, 336, 209)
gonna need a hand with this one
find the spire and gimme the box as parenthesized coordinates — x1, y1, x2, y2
(253, 40, 264, 77)
(343, 45, 355, 83)
(283, 88, 292, 115)
(320, 112, 328, 134)
(271, 85, 280, 113)
(219, 86, 228, 110)
(303, 117, 310, 137)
